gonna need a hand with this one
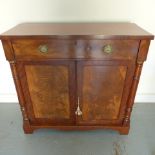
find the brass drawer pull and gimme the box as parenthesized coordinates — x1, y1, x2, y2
(38, 44, 48, 53)
(75, 97, 82, 116)
(103, 44, 112, 54)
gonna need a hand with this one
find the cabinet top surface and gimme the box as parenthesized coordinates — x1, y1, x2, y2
(0, 23, 154, 40)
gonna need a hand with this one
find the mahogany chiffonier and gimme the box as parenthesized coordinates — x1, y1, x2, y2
(0, 23, 154, 134)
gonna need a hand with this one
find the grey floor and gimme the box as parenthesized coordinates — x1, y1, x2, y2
(0, 103, 155, 155)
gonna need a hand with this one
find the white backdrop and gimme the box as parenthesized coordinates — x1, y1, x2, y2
(0, 0, 155, 102)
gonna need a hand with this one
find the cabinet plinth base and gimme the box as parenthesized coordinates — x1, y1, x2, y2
(24, 124, 130, 135)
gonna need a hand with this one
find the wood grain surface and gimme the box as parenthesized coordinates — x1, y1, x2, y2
(0, 23, 154, 40)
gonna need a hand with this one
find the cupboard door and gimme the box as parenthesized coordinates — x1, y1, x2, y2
(77, 60, 135, 125)
(17, 60, 76, 126)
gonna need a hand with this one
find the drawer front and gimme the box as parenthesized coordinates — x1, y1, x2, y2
(76, 40, 139, 60)
(12, 39, 139, 60)
(12, 39, 76, 60)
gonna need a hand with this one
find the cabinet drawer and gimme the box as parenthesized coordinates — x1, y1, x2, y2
(12, 39, 140, 60)
(76, 40, 140, 60)
(12, 39, 75, 60)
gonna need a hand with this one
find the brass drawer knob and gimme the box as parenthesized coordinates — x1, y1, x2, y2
(38, 44, 48, 53)
(103, 44, 112, 54)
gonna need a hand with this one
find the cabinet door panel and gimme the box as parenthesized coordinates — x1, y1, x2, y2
(26, 65, 70, 119)
(17, 61, 76, 125)
(77, 61, 134, 125)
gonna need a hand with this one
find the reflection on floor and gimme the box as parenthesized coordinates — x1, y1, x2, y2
(0, 103, 155, 155)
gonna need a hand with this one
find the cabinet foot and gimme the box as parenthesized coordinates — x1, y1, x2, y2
(118, 127, 130, 135)
(23, 121, 33, 134)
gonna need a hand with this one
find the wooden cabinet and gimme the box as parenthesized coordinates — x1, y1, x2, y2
(0, 23, 154, 134)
